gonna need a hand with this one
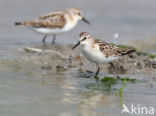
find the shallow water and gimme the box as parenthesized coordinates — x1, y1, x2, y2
(0, 0, 156, 116)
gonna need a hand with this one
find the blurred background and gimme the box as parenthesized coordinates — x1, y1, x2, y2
(0, 0, 156, 52)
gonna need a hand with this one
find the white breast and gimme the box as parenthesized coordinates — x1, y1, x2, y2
(62, 14, 79, 32)
(80, 44, 119, 64)
(32, 27, 63, 35)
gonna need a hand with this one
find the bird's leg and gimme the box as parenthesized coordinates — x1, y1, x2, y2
(109, 62, 120, 79)
(42, 35, 47, 43)
(94, 66, 100, 82)
(95, 66, 100, 76)
(52, 34, 56, 44)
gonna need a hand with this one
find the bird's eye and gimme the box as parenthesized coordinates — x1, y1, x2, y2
(78, 12, 81, 16)
(81, 37, 86, 41)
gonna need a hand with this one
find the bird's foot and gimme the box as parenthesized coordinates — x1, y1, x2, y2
(116, 75, 120, 79)
(94, 75, 99, 83)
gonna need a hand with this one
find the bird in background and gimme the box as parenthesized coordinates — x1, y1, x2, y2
(72, 32, 135, 79)
(15, 8, 90, 44)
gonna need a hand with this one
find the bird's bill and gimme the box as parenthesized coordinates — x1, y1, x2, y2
(72, 41, 80, 49)
(82, 17, 90, 24)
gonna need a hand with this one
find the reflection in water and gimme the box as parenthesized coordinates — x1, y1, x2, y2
(60, 73, 122, 115)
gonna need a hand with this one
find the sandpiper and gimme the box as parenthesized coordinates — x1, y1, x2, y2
(72, 32, 135, 78)
(15, 8, 90, 44)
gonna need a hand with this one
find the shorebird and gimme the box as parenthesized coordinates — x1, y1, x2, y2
(72, 32, 135, 79)
(15, 8, 90, 44)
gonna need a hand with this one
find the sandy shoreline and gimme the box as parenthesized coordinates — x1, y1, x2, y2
(3, 44, 153, 80)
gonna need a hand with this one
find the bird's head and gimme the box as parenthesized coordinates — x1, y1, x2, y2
(70, 8, 90, 25)
(72, 32, 91, 49)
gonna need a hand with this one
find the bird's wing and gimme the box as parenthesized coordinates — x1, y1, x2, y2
(95, 39, 134, 57)
(116, 47, 135, 56)
(95, 39, 118, 57)
(22, 12, 66, 28)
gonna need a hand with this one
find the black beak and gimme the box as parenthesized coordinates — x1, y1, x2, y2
(82, 17, 90, 25)
(72, 41, 80, 49)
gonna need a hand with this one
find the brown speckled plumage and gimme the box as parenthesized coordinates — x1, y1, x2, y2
(15, 8, 83, 29)
(95, 39, 134, 57)
(79, 32, 89, 37)
(21, 13, 66, 28)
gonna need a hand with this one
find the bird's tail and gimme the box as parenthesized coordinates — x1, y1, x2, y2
(14, 21, 37, 27)
(14, 22, 23, 26)
(120, 49, 135, 56)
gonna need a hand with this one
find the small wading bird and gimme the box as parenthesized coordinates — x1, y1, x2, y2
(72, 32, 135, 79)
(15, 8, 90, 44)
